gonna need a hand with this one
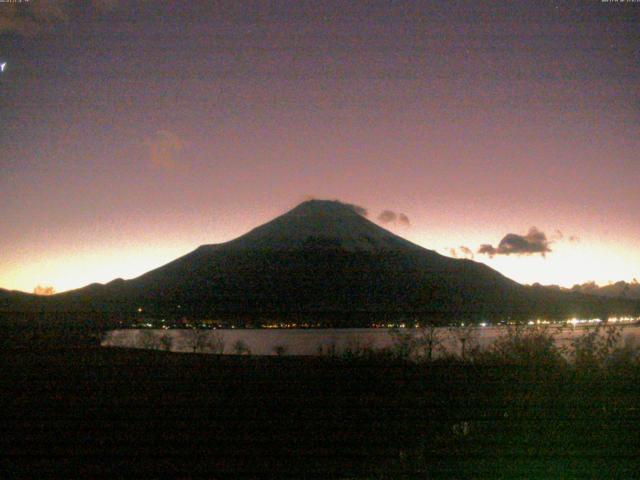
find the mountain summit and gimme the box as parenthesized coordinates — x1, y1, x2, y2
(217, 199, 420, 252)
(5, 200, 638, 323)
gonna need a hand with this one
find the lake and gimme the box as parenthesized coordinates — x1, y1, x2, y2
(102, 323, 640, 357)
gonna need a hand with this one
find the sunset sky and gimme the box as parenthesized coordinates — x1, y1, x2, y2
(1, 1, 638, 294)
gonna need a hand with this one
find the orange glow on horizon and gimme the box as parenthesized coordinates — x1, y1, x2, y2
(1, 225, 638, 294)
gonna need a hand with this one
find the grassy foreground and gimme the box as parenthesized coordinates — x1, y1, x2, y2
(1, 339, 639, 478)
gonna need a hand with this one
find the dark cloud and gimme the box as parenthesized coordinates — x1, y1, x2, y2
(378, 210, 410, 226)
(478, 227, 552, 258)
(378, 210, 397, 224)
(477, 244, 497, 256)
(341, 201, 368, 217)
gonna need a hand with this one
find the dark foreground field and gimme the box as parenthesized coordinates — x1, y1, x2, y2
(1, 344, 639, 478)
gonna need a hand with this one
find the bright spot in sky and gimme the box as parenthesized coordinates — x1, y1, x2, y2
(0, 62, 6, 72)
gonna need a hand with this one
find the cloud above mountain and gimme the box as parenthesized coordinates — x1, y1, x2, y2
(343, 202, 368, 217)
(478, 227, 551, 258)
(447, 246, 475, 259)
(459, 246, 474, 258)
(377, 210, 410, 226)
(378, 210, 396, 223)
(300, 197, 368, 217)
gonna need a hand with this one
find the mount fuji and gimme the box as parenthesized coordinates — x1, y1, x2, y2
(2, 200, 637, 323)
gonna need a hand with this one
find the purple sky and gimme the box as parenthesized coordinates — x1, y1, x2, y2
(1, 1, 638, 293)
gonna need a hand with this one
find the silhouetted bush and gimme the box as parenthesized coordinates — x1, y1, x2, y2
(139, 330, 161, 350)
(389, 328, 418, 361)
(232, 339, 251, 355)
(570, 324, 639, 373)
(342, 335, 374, 359)
(159, 334, 173, 352)
(605, 343, 640, 376)
(476, 324, 566, 369)
(273, 344, 288, 356)
(316, 340, 338, 357)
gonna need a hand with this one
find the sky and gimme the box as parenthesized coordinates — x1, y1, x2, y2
(1, 0, 638, 294)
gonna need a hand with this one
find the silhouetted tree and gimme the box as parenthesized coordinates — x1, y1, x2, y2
(184, 329, 225, 354)
(159, 334, 173, 352)
(448, 324, 478, 361)
(415, 323, 443, 361)
(343, 335, 373, 359)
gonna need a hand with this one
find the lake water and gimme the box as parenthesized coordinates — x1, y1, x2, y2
(102, 323, 640, 357)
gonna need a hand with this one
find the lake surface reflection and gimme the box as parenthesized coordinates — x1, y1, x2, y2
(102, 324, 640, 357)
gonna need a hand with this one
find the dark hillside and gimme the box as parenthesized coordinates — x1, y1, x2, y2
(1, 345, 638, 477)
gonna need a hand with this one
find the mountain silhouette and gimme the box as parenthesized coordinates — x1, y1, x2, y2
(3, 200, 638, 323)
